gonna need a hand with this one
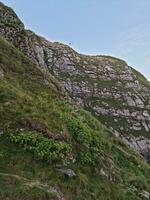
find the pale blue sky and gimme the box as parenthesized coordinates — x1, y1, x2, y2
(2, 0, 150, 80)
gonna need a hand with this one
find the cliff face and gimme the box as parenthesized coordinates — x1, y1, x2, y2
(26, 39, 150, 161)
(0, 2, 150, 161)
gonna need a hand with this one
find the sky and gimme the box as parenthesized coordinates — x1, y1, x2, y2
(1, 0, 150, 80)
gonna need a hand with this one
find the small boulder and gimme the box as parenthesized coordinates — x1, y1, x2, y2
(57, 168, 76, 178)
(140, 191, 150, 199)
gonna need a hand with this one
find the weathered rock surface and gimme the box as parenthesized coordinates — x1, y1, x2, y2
(122, 136, 150, 162)
(0, 1, 150, 161)
(140, 191, 150, 199)
(57, 168, 76, 178)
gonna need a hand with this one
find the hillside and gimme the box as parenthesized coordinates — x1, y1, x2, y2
(0, 32, 150, 200)
(0, 2, 150, 200)
(0, 2, 150, 163)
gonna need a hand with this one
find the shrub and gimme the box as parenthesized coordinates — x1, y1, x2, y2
(67, 119, 101, 165)
(5, 19, 20, 28)
(67, 119, 92, 144)
(8, 131, 71, 163)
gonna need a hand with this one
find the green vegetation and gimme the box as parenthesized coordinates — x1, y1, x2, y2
(0, 174, 57, 200)
(8, 131, 71, 164)
(5, 19, 21, 28)
(67, 119, 102, 165)
(131, 67, 150, 87)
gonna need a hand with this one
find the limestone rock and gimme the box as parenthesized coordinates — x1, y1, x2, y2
(140, 191, 150, 199)
(57, 168, 76, 178)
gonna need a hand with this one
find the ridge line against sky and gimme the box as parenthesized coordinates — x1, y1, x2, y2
(1, 0, 150, 80)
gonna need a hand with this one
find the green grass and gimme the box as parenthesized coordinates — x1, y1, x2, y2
(0, 132, 149, 200)
(131, 67, 150, 87)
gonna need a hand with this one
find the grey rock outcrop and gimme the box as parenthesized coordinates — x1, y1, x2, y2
(57, 168, 76, 178)
(122, 136, 150, 163)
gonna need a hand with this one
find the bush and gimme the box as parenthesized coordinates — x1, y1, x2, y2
(5, 19, 20, 28)
(67, 119, 92, 144)
(67, 119, 101, 165)
(8, 131, 71, 163)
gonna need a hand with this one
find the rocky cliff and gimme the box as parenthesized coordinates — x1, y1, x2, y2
(0, 1, 150, 162)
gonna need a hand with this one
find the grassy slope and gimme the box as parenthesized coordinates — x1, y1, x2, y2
(0, 37, 150, 200)
(131, 67, 150, 88)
